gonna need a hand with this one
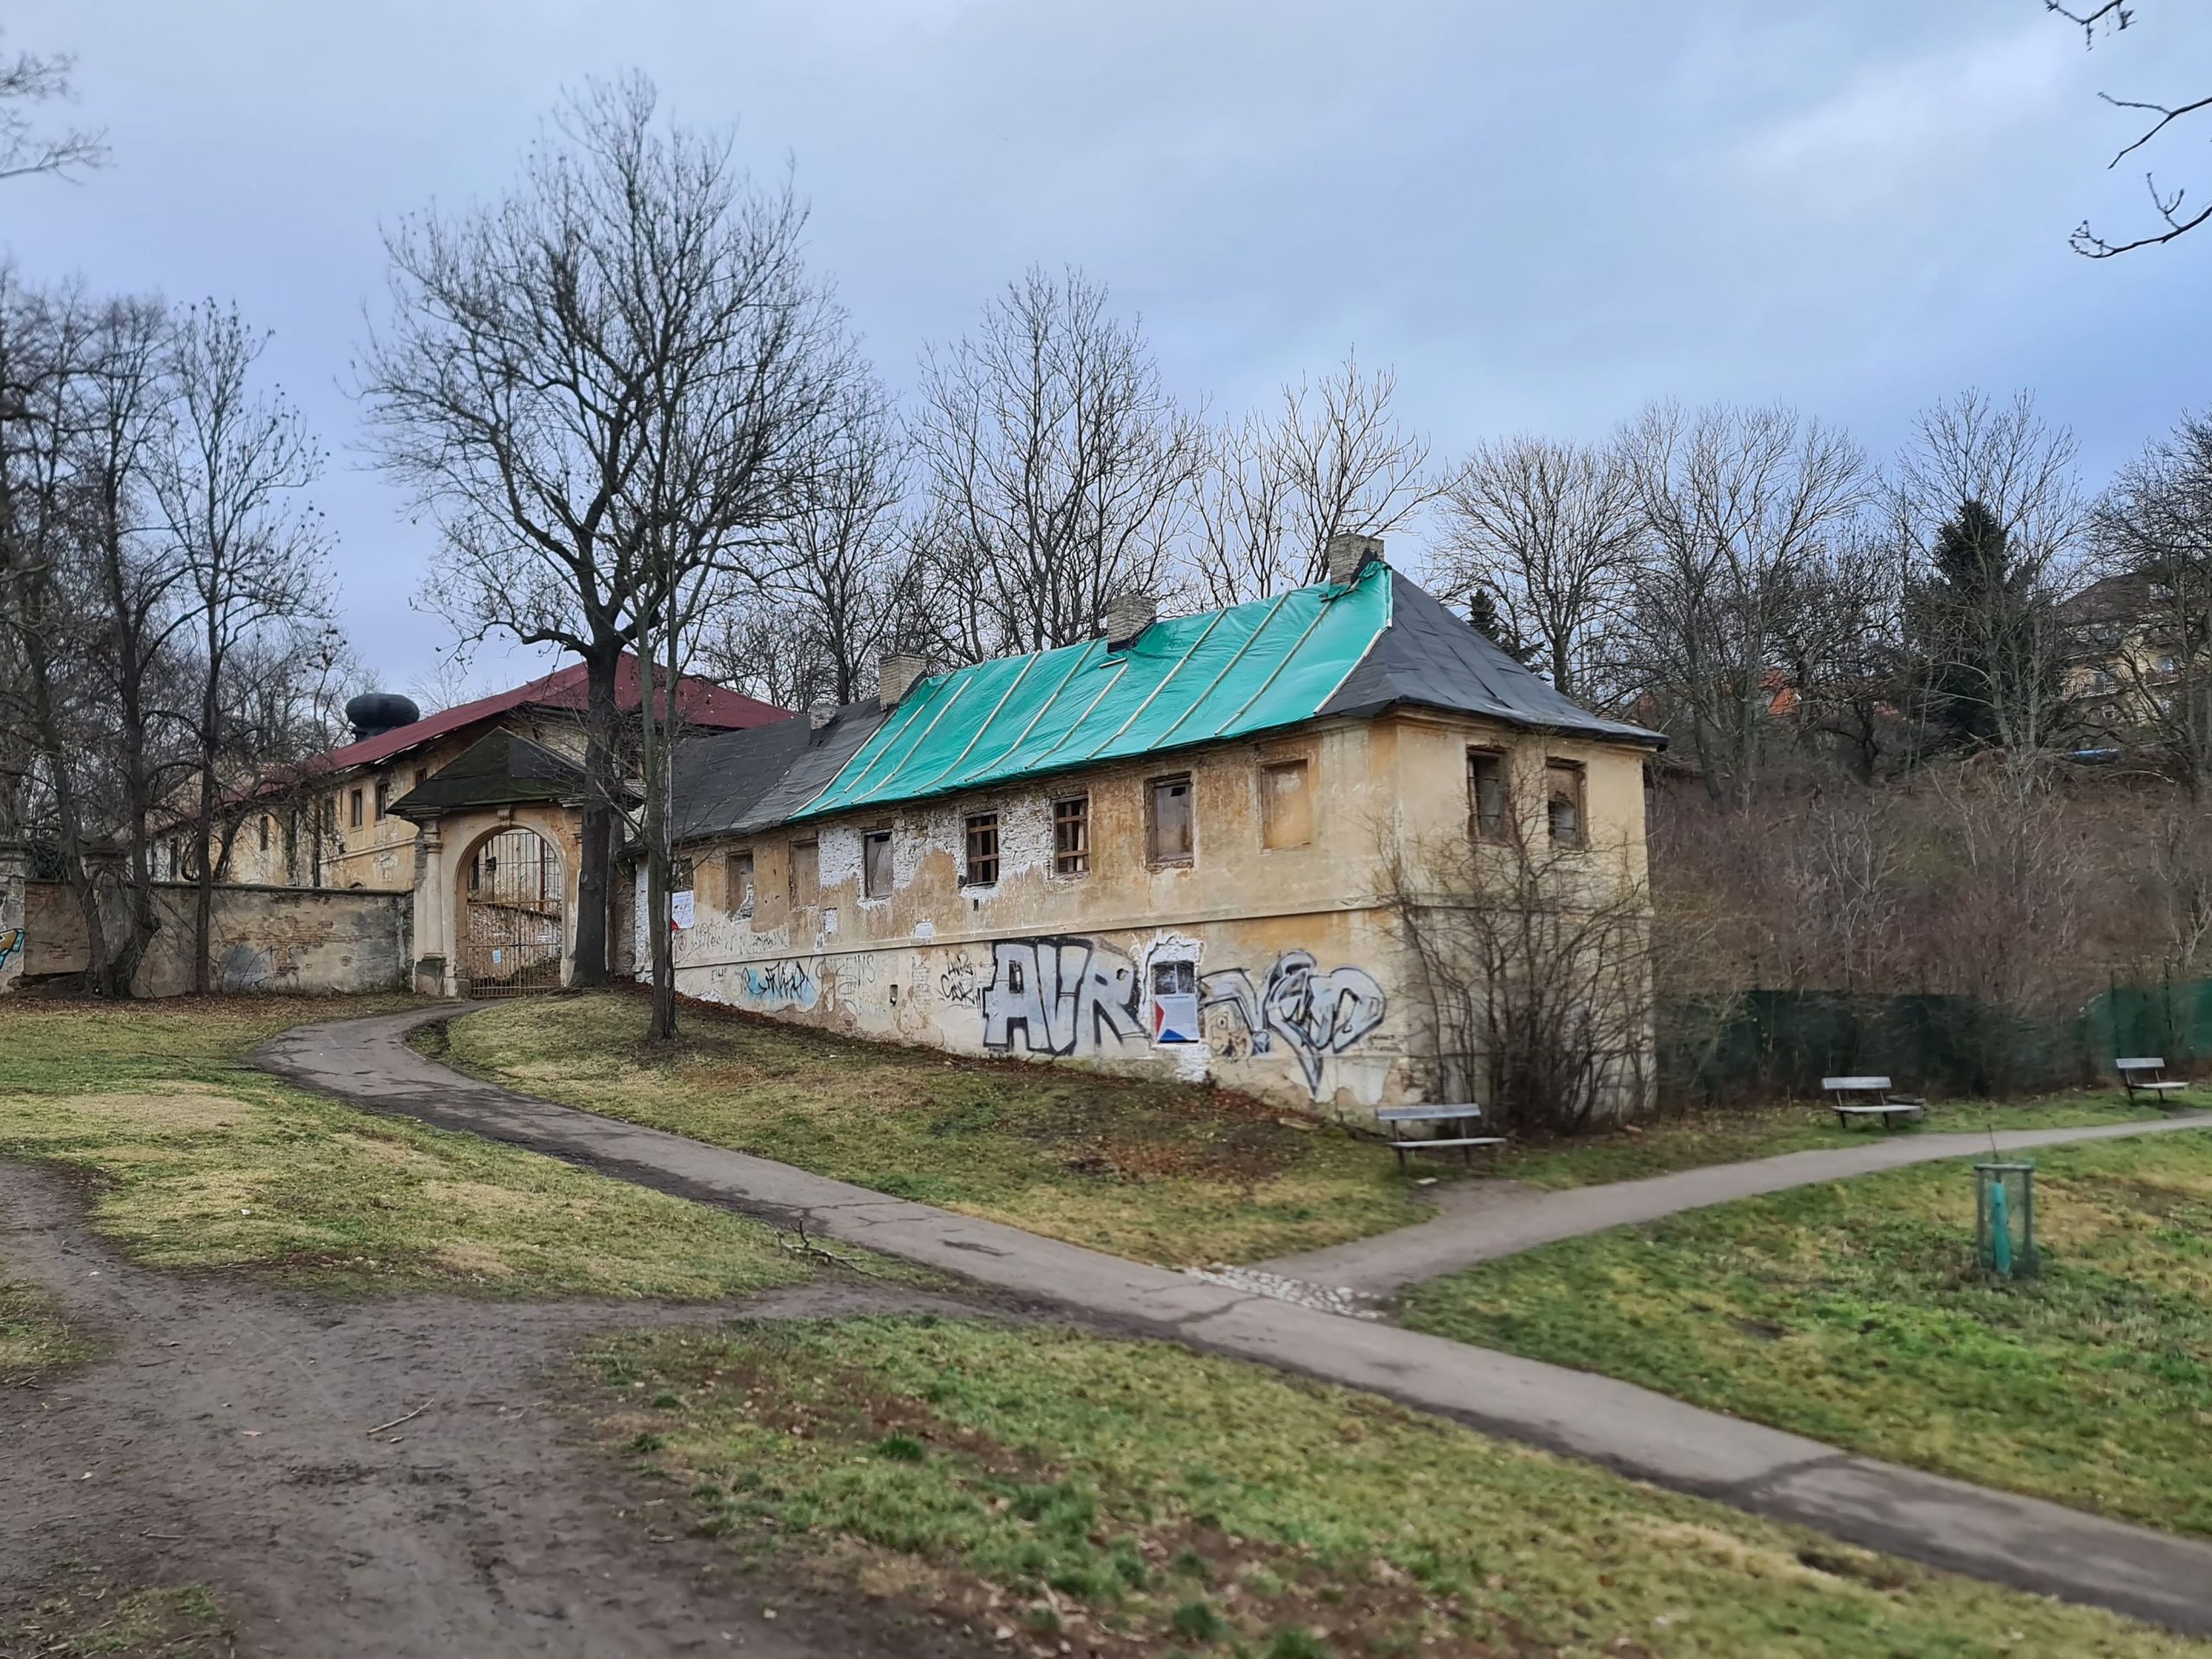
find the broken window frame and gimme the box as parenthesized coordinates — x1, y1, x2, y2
(863, 828, 894, 899)
(1147, 773, 1195, 868)
(1546, 758, 1586, 850)
(963, 812, 1000, 887)
(1052, 796, 1090, 877)
(1468, 747, 1510, 843)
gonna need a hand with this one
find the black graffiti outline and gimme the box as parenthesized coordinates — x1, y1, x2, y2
(981, 935, 1141, 1057)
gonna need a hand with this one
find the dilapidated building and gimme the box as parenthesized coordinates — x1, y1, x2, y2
(632, 538, 1665, 1116)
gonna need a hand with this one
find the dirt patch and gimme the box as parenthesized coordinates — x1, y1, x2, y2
(0, 1163, 992, 1659)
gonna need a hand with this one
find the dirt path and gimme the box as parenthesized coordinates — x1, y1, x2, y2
(0, 1164, 988, 1659)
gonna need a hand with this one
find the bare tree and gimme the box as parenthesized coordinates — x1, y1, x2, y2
(1192, 353, 1445, 606)
(1435, 435, 1640, 699)
(362, 75, 858, 988)
(744, 375, 913, 705)
(912, 266, 1203, 659)
(1618, 402, 1872, 807)
(1897, 390, 2086, 777)
(1385, 808, 1655, 1135)
(0, 29, 106, 183)
(2048, 3, 2209, 256)
(155, 301, 331, 994)
(2094, 410, 2212, 789)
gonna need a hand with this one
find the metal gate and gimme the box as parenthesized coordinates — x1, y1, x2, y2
(460, 827, 564, 997)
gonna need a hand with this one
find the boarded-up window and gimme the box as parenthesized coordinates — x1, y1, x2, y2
(1260, 759, 1311, 849)
(258, 815, 270, 851)
(729, 851, 755, 916)
(963, 813, 999, 887)
(1052, 797, 1090, 876)
(1147, 774, 1193, 866)
(790, 837, 819, 906)
(1547, 760, 1586, 849)
(863, 830, 893, 899)
(1469, 749, 1509, 842)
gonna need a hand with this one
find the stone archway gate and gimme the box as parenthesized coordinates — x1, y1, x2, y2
(460, 825, 563, 996)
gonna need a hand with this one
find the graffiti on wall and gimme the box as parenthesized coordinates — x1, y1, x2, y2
(937, 952, 982, 1008)
(743, 958, 820, 1009)
(0, 927, 22, 973)
(1200, 951, 1388, 1099)
(982, 936, 1142, 1056)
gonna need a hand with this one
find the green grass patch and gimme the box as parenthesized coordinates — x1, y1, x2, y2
(441, 993, 1432, 1265)
(0, 1275, 105, 1385)
(1403, 1129, 2212, 1536)
(0, 997, 810, 1299)
(577, 1314, 2208, 1657)
(1491, 1092, 2183, 1190)
(5, 1569, 229, 1656)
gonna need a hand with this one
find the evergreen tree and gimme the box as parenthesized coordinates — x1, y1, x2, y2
(1910, 498, 2067, 753)
(1466, 588, 1534, 669)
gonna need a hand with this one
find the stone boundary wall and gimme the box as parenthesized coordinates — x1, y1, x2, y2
(7, 880, 412, 998)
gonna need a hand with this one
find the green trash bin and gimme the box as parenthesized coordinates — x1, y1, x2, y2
(1974, 1161, 2037, 1280)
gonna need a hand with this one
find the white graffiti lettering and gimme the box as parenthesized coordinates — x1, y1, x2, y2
(982, 937, 1141, 1056)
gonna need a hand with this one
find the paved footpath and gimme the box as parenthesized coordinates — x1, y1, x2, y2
(1260, 1110, 2212, 1293)
(259, 1007, 2212, 1639)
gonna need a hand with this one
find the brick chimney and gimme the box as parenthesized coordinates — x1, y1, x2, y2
(807, 701, 837, 731)
(877, 651, 929, 709)
(1324, 532, 1384, 587)
(1102, 592, 1158, 651)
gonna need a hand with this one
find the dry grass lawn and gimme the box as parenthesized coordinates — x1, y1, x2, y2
(579, 1314, 2212, 1659)
(438, 993, 1429, 1265)
(0, 996, 811, 1299)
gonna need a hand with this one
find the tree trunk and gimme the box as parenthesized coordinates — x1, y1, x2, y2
(569, 647, 619, 988)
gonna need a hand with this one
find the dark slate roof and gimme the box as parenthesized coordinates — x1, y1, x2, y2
(390, 729, 587, 819)
(1320, 569, 1666, 744)
(670, 704, 887, 845)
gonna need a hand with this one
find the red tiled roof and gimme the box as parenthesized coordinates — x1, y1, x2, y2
(312, 655, 789, 775)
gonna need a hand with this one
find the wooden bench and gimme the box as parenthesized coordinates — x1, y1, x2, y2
(1375, 1104, 1505, 1169)
(2118, 1058, 2190, 1107)
(1821, 1076, 1927, 1130)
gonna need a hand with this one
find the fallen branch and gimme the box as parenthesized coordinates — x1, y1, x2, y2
(365, 1401, 434, 1437)
(785, 1221, 881, 1279)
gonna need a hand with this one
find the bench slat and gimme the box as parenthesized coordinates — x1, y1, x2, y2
(2116, 1058, 2167, 1071)
(1376, 1105, 1484, 1122)
(1390, 1135, 1505, 1150)
(1822, 1076, 1892, 1090)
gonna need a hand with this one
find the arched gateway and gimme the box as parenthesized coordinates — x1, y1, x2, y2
(459, 825, 564, 995)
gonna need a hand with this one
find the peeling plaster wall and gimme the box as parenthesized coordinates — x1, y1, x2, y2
(14, 880, 411, 997)
(655, 709, 1656, 1117)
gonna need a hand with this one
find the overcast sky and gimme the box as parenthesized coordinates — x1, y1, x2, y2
(7, 0, 2208, 700)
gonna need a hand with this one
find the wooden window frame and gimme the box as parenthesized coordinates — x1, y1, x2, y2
(347, 787, 364, 830)
(373, 778, 391, 821)
(1052, 795, 1090, 877)
(1468, 747, 1510, 844)
(963, 811, 1000, 888)
(1146, 772, 1195, 868)
(862, 828, 894, 899)
(1258, 757, 1313, 851)
(728, 850, 755, 918)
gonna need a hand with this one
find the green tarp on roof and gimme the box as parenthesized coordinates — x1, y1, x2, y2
(796, 562, 1391, 821)
(790, 557, 1664, 825)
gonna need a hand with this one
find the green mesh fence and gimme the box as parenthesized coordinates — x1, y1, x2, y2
(1654, 982, 2194, 1107)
